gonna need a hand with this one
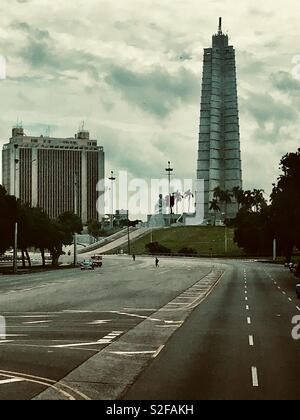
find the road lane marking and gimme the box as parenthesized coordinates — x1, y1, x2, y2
(244, 291, 248, 294)
(23, 320, 51, 325)
(245, 297, 248, 301)
(249, 335, 254, 346)
(109, 311, 161, 322)
(109, 351, 156, 356)
(88, 320, 111, 325)
(52, 341, 111, 348)
(278, 286, 281, 290)
(246, 305, 249, 310)
(0, 378, 24, 385)
(296, 307, 300, 311)
(282, 291, 286, 295)
(251, 367, 259, 387)
(0, 370, 90, 400)
(153, 345, 165, 358)
(288, 298, 292, 302)
(247, 317, 251, 325)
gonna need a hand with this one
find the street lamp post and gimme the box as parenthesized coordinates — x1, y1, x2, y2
(109, 171, 116, 230)
(165, 161, 173, 226)
(13, 144, 19, 274)
(73, 172, 78, 267)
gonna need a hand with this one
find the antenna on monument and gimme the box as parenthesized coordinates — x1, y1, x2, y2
(218, 17, 222, 35)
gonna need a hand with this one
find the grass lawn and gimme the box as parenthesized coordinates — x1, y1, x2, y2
(119, 226, 246, 257)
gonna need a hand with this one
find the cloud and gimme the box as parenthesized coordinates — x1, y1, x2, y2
(12, 21, 101, 82)
(270, 70, 300, 93)
(105, 64, 199, 118)
(242, 92, 298, 143)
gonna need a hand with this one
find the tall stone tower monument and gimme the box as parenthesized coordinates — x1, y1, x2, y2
(197, 18, 242, 220)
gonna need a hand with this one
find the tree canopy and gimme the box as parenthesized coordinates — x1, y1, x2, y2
(0, 186, 83, 267)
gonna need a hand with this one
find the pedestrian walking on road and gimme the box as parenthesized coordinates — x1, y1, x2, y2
(155, 257, 159, 268)
(132, 254, 136, 262)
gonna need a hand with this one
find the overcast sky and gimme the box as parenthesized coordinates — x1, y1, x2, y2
(0, 0, 299, 197)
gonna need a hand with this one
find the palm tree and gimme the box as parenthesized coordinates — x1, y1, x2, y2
(252, 189, 267, 212)
(174, 190, 183, 214)
(232, 186, 245, 210)
(209, 199, 220, 226)
(184, 189, 194, 213)
(213, 187, 232, 220)
(243, 190, 254, 211)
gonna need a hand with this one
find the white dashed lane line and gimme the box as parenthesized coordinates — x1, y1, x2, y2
(247, 317, 251, 325)
(251, 367, 259, 387)
(249, 335, 254, 346)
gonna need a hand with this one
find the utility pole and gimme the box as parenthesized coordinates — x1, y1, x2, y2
(73, 172, 78, 267)
(13, 144, 19, 274)
(165, 161, 173, 226)
(109, 171, 116, 230)
(127, 210, 131, 255)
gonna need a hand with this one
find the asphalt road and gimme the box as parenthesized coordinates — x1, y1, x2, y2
(124, 260, 300, 400)
(0, 256, 299, 400)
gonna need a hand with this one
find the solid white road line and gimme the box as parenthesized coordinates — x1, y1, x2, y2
(52, 341, 111, 348)
(0, 378, 24, 385)
(153, 345, 165, 358)
(251, 367, 259, 387)
(109, 351, 156, 356)
(249, 335, 254, 346)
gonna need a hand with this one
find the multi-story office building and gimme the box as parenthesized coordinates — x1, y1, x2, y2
(2, 126, 105, 223)
(197, 18, 242, 220)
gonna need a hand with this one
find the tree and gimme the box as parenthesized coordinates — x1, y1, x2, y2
(0, 186, 17, 254)
(145, 242, 171, 255)
(232, 186, 245, 210)
(252, 189, 267, 212)
(209, 199, 220, 226)
(233, 206, 273, 255)
(48, 212, 83, 266)
(87, 219, 102, 241)
(213, 187, 232, 219)
(270, 149, 300, 261)
(178, 247, 197, 256)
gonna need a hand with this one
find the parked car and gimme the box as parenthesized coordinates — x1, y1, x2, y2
(90, 255, 103, 267)
(80, 259, 95, 270)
